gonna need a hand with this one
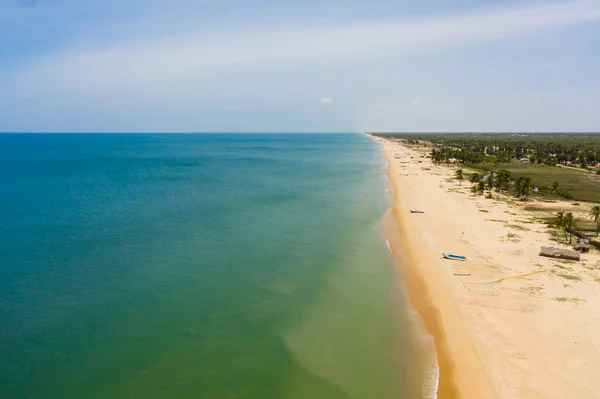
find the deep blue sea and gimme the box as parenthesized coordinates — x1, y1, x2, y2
(0, 133, 423, 398)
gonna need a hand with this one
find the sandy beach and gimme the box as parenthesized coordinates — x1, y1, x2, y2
(374, 136, 600, 399)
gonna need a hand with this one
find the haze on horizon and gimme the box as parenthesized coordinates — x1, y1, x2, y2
(1, 0, 599, 133)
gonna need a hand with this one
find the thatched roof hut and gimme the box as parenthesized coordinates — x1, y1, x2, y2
(574, 243, 591, 253)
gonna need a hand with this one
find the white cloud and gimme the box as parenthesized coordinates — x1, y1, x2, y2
(413, 99, 422, 104)
(2, 0, 600, 132)
(6, 0, 600, 98)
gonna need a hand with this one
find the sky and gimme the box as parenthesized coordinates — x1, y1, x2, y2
(1, 0, 599, 132)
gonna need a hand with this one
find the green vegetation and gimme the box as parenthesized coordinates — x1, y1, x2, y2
(469, 172, 481, 184)
(477, 181, 485, 195)
(555, 273, 582, 281)
(553, 211, 578, 243)
(455, 169, 464, 185)
(515, 176, 532, 199)
(373, 133, 600, 202)
(479, 209, 489, 213)
(590, 205, 600, 236)
(379, 133, 600, 167)
(554, 297, 584, 303)
(470, 162, 600, 201)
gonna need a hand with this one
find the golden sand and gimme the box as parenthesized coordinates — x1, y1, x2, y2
(375, 136, 600, 399)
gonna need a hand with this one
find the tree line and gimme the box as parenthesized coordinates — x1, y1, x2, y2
(373, 133, 600, 169)
(454, 168, 600, 240)
(454, 168, 532, 198)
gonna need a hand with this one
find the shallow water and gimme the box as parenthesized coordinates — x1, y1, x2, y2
(0, 133, 424, 398)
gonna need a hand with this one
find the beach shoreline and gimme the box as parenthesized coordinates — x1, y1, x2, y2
(376, 138, 497, 399)
(372, 135, 600, 399)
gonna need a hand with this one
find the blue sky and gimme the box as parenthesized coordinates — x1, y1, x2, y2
(1, 0, 599, 132)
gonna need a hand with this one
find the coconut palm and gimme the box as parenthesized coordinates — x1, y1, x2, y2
(469, 172, 481, 184)
(550, 181, 559, 194)
(477, 181, 486, 195)
(553, 211, 568, 242)
(494, 169, 512, 191)
(515, 177, 532, 199)
(485, 175, 494, 192)
(455, 169, 464, 185)
(564, 212, 577, 243)
(590, 205, 600, 236)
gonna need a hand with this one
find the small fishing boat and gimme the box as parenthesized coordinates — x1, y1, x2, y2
(410, 209, 425, 214)
(442, 253, 466, 261)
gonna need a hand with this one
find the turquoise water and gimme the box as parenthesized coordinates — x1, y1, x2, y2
(0, 133, 422, 398)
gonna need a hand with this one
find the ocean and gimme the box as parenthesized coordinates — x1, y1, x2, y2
(0, 133, 425, 399)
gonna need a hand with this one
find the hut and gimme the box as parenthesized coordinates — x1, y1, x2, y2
(574, 243, 591, 253)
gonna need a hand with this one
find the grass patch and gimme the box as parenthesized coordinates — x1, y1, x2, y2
(524, 206, 553, 212)
(555, 273, 581, 281)
(504, 224, 531, 231)
(554, 297, 584, 303)
(486, 219, 506, 223)
(560, 260, 575, 265)
(530, 217, 546, 223)
(479, 209, 489, 213)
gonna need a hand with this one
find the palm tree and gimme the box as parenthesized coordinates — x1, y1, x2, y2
(564, 212, 577, 243)
(515, 177, 532, 199)
(522, 178, 532, 199)
(590, 205, 600, 236)
(485, 175, 494, 192)
(471, 185, 478, 195)
(455, 169, 464, 185)
(553, 211, 568, 242)
(469, 172, 481, 184)
(494, 169, 512, 191)
(550, 181, 559, 195)
(477, 181, 486, 195)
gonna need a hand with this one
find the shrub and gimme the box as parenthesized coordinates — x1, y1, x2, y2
(557, 189, 573, 200)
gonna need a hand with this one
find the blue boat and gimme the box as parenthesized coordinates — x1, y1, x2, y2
(442, 253, 466, 261)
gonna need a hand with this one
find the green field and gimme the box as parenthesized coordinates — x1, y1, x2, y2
(472, 161, 600, 203)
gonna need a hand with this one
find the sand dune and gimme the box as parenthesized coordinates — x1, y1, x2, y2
(375, 137, 600, 399)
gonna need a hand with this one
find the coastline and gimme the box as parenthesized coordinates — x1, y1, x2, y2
(373, 135, 600, 399)
(377, 138, 497, 399)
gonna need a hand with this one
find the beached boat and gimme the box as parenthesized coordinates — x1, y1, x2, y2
(442, 253, 466, 261)
(539, 246, 580, 261)
(410, 209, 425, 213)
